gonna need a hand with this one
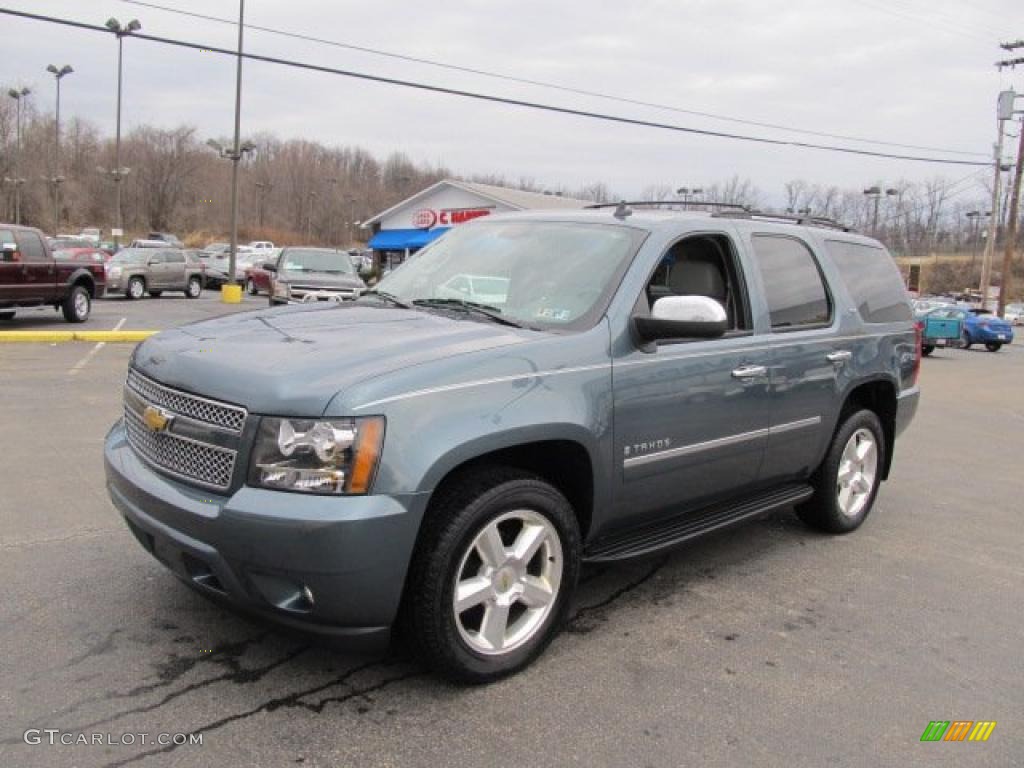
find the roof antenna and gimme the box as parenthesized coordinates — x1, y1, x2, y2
(613, 200, 633, 219)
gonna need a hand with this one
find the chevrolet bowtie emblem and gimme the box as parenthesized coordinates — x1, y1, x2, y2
(142, 405, 174, 433)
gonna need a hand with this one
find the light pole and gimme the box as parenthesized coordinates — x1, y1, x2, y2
(207, 138, 256, 280)
(105, 18, 141, 247)
(326, 177, 338, 244)
(7, 87, 30, 225)
(863, 186, 898, 238)
(46, 64, 73, 232)
(676, 186, 703, 207)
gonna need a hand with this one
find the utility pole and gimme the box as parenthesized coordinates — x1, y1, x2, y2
(995, 43, 1024, 315)
(47, 65, 73, 233)
(6, 87, 30, 225)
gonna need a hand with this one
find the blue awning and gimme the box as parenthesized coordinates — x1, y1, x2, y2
(368, 227, 450, 251)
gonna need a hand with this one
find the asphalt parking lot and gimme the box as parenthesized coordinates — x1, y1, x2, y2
(1, 296, 1021, 767)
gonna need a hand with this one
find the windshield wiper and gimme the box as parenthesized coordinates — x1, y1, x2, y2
(411, 298, 524, 328)
(362, 289, 411, 308)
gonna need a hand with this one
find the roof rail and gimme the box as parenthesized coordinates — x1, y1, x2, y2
(711, 209, 853, 232)
(584, 200, 751, 211)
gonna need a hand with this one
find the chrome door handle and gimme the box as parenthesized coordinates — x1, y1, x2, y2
(732, 365, 768, 379)
(826, 351, 852, 364)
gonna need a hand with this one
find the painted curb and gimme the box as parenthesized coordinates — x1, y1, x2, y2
(0, 330, 157, 343)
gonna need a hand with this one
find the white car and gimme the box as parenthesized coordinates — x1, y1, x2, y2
(1004, 303, 1024, 326)
(248, 240, 275, 251)
(79, 228, 101, 244)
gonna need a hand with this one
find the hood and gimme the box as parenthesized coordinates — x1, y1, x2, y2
(277, 271, 364, 289)
(131, 303, 532, 416)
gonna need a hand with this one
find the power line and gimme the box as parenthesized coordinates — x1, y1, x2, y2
(852, 0, 997, 43)
(119, 0, 989, 159)
(0, 7, 991, 167)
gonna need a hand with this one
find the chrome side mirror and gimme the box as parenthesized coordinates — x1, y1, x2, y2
(634, 295, 728, 342)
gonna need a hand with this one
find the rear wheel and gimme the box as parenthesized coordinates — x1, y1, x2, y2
(61, 285, 91, 323)
(246, 277, 258, 295)
(401, 468, 580, 683)
(985, 342, 1002, 352)
(796, 409, 884, 534)
(185, 276, 202, 298)
(126, 277, 145, 300)
(921, 344, 934, 357)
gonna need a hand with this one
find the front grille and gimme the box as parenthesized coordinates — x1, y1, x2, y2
(125, 409, 237, 490)
(127, 369, 246, 433)
(123, 369, 246, 491)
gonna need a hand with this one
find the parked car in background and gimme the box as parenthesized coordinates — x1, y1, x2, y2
(105, 247, 204, 299)
(201, 246, 257, 287)
(79, 227, 102, 244)
(1, 223, 104, 322)
(266, 247, 366, 305)
(202, 242, 230, 256)
(1003, 303, 1024, 326)
(245, 248, 280, 295)
(148, 232, 184, 248)
(129, 239, 167, 249)
(53, 247, 111, 265)
(962, 308, 1014, 351)
(248, 240, 275, 251)
(914, 304, 963, 356)
(49, 236, 94, 250)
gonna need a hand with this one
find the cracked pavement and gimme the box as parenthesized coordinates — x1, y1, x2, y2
(1, 297, 1022, 766)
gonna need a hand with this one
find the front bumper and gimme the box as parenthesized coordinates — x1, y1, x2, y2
(104, 420, 428, 646)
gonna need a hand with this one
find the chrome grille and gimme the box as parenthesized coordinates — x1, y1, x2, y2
(124, 408, 237, 490)
(127, 369, 246, 433)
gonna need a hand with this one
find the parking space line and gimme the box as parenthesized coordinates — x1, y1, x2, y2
(70, 318, 126, 376)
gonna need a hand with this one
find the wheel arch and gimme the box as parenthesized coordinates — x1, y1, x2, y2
(65, 268, 96, 298)
(838, 377, 898, 480)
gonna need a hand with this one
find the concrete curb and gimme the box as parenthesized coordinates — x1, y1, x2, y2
(0, 330, 157, 343)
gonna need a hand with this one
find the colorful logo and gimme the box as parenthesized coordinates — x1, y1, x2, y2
(412, 208, 437, 229)
(920, 721, 996, 742)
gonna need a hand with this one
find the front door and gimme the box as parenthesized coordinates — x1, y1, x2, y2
(15, 230, 55, 303)
(0, 227, 20, 303)
(611, 231, 771, 528)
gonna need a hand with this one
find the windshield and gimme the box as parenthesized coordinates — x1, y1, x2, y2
(110, 249, 149, 264)
(280, 249, 354, 274)
(372, 220, 642, 330)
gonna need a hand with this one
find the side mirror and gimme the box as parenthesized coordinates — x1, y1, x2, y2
(634, 296, 728, 343)
(263, 262, 277, 272)
(1, 242, 17, 261)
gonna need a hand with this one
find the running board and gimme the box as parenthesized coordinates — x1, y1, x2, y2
(584, 484, 814, 563)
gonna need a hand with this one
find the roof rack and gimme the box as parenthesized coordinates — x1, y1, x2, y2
(711, 209, 853, 232)
(585, 200, 751, 211)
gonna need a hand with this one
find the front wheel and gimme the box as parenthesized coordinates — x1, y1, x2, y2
(961, 331, 972, 350)
(401, 468, 580, 683)
(185, 276, 202, 299)
(985, 342, 1002, 352)
(126, 277, 145, 300)
(921, 344, 935, 357)
(796, 409, 884, 534)
(246, 277, 258, 295)
(61, 285, 91, 323)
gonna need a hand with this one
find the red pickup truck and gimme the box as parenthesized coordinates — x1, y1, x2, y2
(0, 223, 105, 323)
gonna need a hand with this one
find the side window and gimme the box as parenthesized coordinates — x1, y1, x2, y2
(643, 234, 751, 332)
(164, 250, 185, 264)
(824, 240, 912, 323)
(147, 252, 165, 264)
(751, 235, 831, 330)
(16, 231, 47, 262)
(0, 229, 16, 261)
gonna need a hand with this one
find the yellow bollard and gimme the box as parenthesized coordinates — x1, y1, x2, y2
(221, 284, 243, 304)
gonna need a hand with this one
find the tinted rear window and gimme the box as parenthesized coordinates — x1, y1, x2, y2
(825, 240, 911, 323)
(751, 235, 831, 329)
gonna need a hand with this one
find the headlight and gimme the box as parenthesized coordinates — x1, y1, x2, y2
(249, 416, 385, 495)
(273, 282, 290, 298)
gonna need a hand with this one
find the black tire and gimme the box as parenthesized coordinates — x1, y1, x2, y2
(246, 277, 258, 295)
(400, 467, 581, 683)
(921, 344, 934, 357)
(984, 342, 1002, 352)
(61, 285, 91, 323)
(269, 298, 284, 306)
(148, 290, 163, 298)
(796, 409, 885, 534)
(0, 310, 14, 321)
(961, 331, 972, 350)
(126, 277, 145, 300)
(185, 276, 202, 299)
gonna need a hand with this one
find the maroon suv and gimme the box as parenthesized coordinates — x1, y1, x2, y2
(0, 223, 106, 323)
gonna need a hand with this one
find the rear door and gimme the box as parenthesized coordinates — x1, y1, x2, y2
(15, 230, 56, 303)
(162, 250, 187, 289)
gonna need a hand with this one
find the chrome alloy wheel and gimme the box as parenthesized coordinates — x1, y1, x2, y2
(836, 427, 878, 518)
(73, 291, 89, 318)
(452, 510, 563, 656)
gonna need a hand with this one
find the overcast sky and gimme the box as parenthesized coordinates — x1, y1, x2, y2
(5, 0, 1024, 205)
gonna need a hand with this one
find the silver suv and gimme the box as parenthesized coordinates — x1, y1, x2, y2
(105, 207, 919, 682)
(105, 247, 205, 299)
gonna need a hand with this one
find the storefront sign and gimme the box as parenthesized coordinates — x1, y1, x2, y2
(412, 207, 492, 229)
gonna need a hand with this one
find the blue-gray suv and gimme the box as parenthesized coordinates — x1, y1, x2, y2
(104, 207, 920, 682)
